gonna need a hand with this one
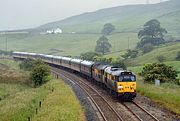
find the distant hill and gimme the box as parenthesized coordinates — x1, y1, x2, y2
(128, 42, 180, 66)
(37, 0, 180, 35)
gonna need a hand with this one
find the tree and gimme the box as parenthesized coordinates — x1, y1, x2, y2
(141, 63, 177, 83)
(138, 19, 167, 48)
(30, 59, 50, 87)
(176, 51, 180, 61)
(101, 23, 115, 35)
(95, 35, 112, 55)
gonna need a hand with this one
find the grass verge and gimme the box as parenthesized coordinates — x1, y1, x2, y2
(0, 79, 85, 121)
(136, 76, 180, 117)
(32, 79, 85, 121)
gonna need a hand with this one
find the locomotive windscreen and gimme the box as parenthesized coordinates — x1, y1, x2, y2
(119, 72, 136, 82)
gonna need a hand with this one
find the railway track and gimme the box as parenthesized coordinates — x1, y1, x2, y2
(51, 67, 123, 121)
(51, 67, 160, 121)
(122, 101, 159, 121)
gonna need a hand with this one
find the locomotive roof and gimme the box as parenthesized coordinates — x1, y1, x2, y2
(104, 66, 125, 76)
(81, 60, 94, 67)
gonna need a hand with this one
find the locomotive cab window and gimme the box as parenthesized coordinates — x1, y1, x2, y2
(119, 74, 136, 82)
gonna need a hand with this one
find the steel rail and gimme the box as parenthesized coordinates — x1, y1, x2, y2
(51, 68, 123, 121)
(51, 69, 108, 121)
(122, 101, 159, 121)
(132, 101, 159, 121)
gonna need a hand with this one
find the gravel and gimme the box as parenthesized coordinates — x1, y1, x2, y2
(59, 73, 99, 121)
(134, 94, 179, 121)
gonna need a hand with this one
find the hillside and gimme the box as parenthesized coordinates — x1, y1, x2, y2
(127, 42, 180, 66)
(0, 0, 180, 60)
(38, 0, 180, 36)
(0, 33, 138, 56)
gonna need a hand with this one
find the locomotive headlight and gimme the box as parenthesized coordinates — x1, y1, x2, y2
(118, 86, 123, 89)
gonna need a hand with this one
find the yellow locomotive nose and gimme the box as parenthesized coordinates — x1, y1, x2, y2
(117, 82, 136, 93)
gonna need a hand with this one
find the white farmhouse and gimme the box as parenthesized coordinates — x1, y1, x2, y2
(54, 28, 62, 34)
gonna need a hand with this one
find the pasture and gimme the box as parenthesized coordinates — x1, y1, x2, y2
(0, 32, 139, 57)
(0, 60, 85, 121)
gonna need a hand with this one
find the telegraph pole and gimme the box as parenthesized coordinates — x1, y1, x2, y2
(128, 37, 130, 50)
(5, 37, 7, 52)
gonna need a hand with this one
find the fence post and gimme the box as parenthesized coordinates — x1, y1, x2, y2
(56, 74, 58, 79)
(28, 117, 30, 121)
(39, 101, 41, 108)
(36, 108, 38, 114)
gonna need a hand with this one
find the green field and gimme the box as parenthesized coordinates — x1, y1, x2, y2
(0, 60, 85, 121)
(0, 32, 139, 57)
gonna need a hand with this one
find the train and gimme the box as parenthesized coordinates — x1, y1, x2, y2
(12, 51, 136, 101)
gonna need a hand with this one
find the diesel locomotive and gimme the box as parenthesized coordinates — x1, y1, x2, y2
(13, 51, 136, 101)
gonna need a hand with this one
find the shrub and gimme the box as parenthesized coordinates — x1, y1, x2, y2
(156, 55, 166, 62)
(30, 60, 51, 87)
(141, 63, 177, 83)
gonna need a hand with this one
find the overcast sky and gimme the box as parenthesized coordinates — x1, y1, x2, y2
(0, 0, 168, 30)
